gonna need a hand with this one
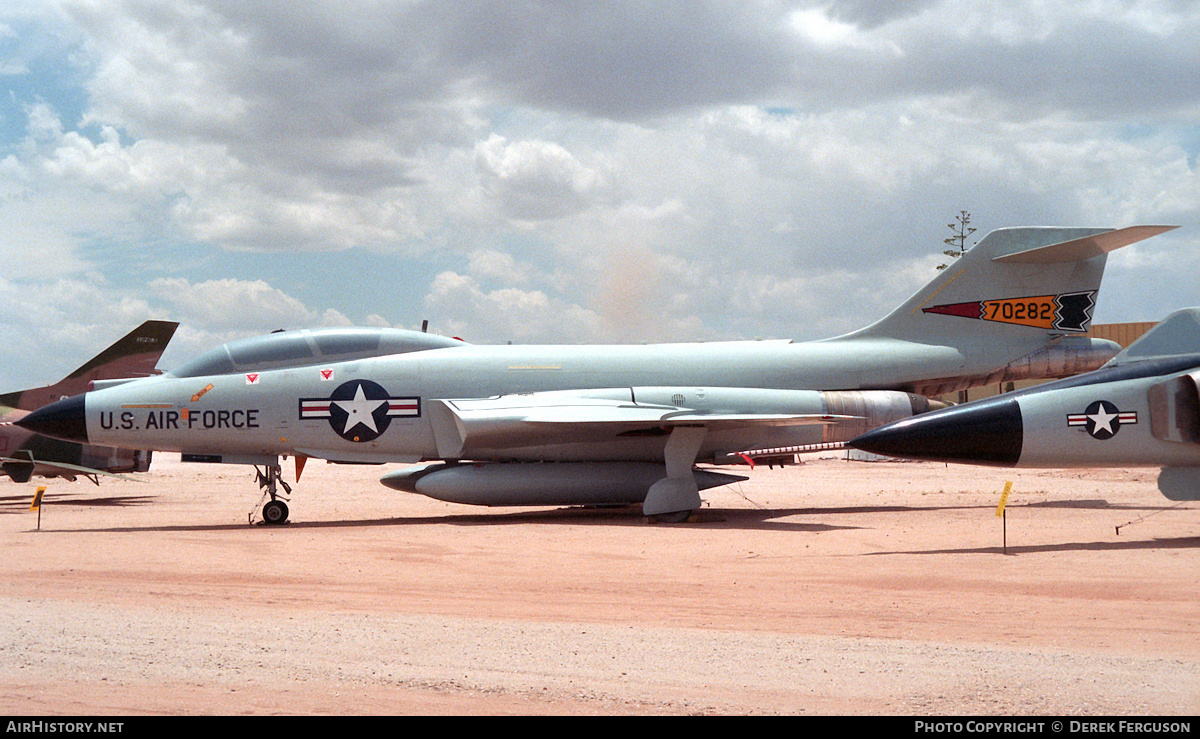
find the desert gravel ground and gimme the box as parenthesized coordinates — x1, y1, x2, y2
(0, 455, 1196, 715)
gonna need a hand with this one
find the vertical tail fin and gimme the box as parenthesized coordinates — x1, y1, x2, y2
(846, 226, 1176, 346)
(0, 320, 179, 412)
(826, 225, 1177, 395)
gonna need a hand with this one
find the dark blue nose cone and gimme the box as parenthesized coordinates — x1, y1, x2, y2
(850, 396, 1023, 467)
(16, 394, 88, 443)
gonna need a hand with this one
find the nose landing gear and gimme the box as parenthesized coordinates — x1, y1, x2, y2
(253, 463, 292, 525)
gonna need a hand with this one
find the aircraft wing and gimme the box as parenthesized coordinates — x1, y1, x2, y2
(1, 455, 145, 482)
(427, 389, 859, 457)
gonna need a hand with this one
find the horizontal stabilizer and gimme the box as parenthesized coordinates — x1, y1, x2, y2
(992, 225, 1177, 264)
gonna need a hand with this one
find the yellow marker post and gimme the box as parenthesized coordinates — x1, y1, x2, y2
(996, 481, 1013, 554)
(995, 480, 1012, 517)
(30, 486, 46, 531)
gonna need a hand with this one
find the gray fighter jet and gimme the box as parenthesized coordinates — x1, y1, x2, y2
(850, 306, 1200, 501)
(18, 226, 1175, 522)
(1, 320, 178, 482)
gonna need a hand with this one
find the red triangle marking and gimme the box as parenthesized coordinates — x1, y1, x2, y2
(923, 301, 983, 319)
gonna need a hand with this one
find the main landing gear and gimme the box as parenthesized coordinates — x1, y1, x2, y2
(254, 463, 292, 525)
(642, 425, 706, 523)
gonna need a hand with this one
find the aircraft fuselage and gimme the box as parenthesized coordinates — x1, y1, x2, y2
(73, 338, 970, 465)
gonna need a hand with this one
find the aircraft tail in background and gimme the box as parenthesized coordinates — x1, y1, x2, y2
(827, 225, 1178, 397)
(0, 320, 179, 414)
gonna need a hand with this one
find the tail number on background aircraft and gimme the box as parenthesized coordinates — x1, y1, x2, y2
(984, 297, 1057, 325)
(923, 291, 1096, 332)
(299, 379, 420, 443)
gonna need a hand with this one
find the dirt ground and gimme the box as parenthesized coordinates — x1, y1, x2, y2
(1, 454, 1196, 715)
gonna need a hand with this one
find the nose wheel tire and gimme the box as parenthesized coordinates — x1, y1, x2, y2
(261, 499, 290, 525)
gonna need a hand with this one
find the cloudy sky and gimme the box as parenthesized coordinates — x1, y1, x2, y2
(1, 0, 1197, 388)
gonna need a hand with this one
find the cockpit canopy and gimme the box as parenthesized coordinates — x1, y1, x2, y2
(169, 328, 464, 378)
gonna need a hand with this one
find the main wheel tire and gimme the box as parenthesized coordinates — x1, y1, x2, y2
(645, 509, 696, 524)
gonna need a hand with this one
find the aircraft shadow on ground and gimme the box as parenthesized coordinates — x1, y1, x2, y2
(0, 491, 157, 513)
(37, 506, 858, 535)
(22, 503, 887, 534)
(871, 536, 1200, 556)
(25, 496, 1192, 538)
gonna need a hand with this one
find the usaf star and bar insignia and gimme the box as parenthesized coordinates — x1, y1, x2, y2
(1067, 400, 1137, 440)
(922, 291, 1096, 332)
(300, 379, 420, 443)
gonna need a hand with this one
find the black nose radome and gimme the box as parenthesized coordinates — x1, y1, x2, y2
(16, 394, 88, 443)
(850, 397, 1023, 467)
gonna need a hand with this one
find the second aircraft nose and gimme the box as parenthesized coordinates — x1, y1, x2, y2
(15, 394, 89, 443)
(849, 396, 1025, 467)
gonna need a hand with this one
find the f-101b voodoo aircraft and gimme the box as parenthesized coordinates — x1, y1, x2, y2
(850, 307, 1200, 502)
(18, 225, 1175, 523)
